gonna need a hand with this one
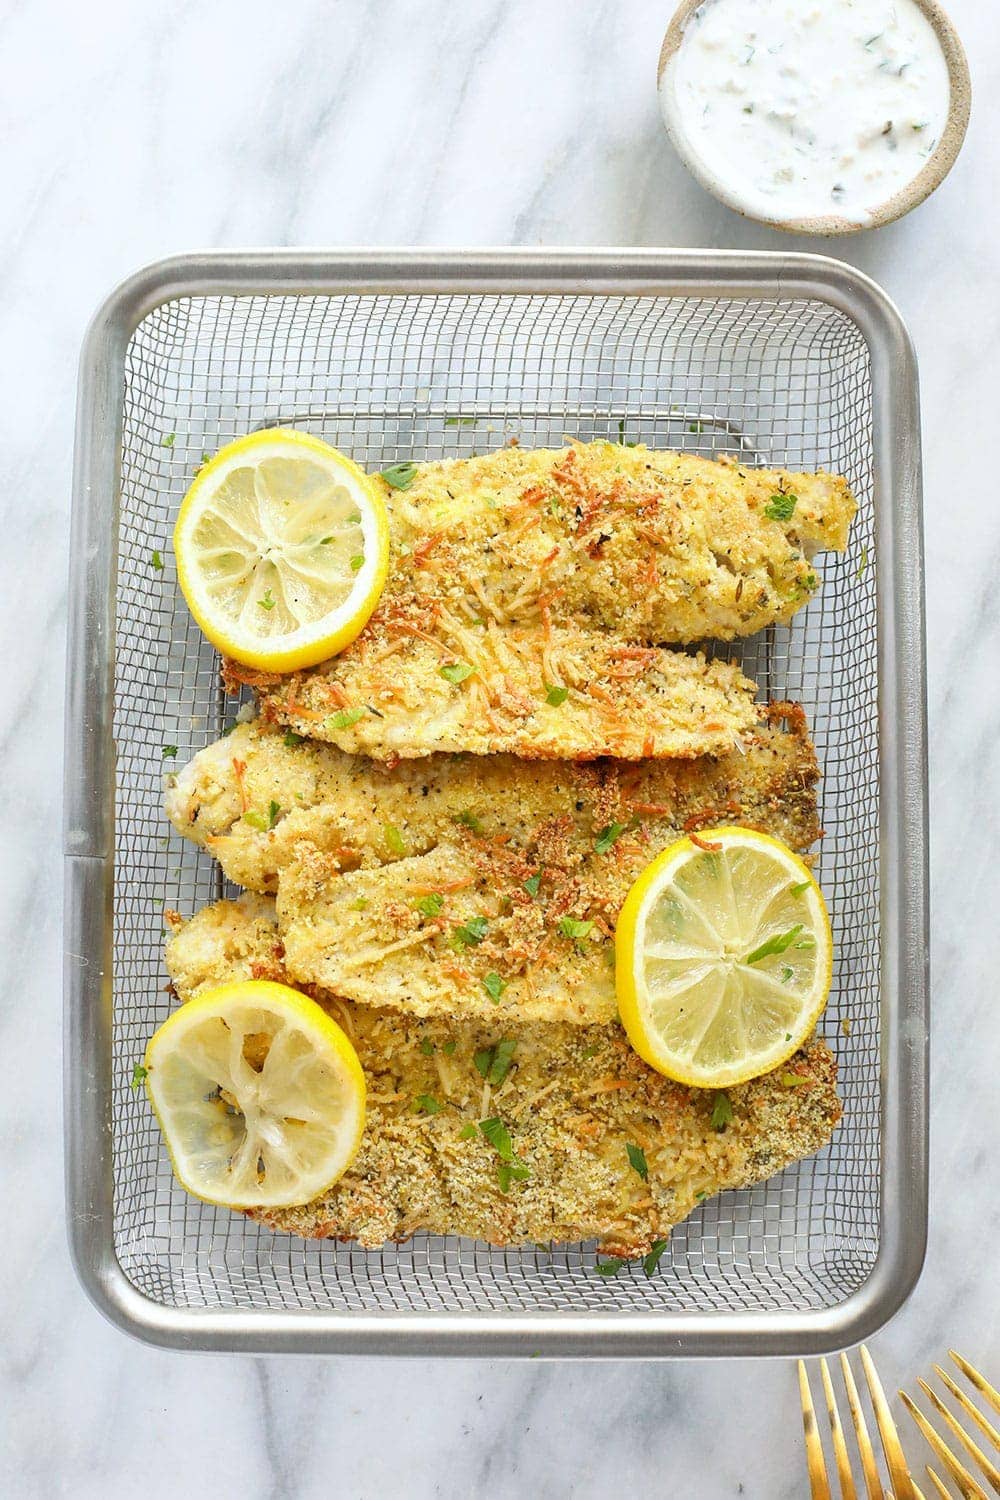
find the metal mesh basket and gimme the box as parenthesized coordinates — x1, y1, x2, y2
(66, 251, 927, 1355)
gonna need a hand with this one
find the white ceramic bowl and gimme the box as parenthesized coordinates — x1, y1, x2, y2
(658, 0, 971, 234)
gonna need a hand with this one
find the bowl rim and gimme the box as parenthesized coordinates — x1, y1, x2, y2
(657, 0, 972, 235)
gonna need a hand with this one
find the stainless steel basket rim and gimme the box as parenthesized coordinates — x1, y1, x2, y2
(64, 247, 928, 1356)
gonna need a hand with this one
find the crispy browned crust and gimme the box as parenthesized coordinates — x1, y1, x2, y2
(164, 703, 821, 1026)
(165, 896, 842, 1256)
(229, 626, 759, 762)
(167, 702, 820, 891)
(221, 442, 855, 760)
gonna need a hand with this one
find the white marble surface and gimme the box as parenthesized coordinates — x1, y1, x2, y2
(4, 0, 999, 1494)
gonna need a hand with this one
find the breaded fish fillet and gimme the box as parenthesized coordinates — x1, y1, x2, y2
(229, 629, 758, 762)
(165, 706, 820, 1027)
(166, 705, 819, 896)
(224, 442, 855, 761)
(164, 896, 841, 1254)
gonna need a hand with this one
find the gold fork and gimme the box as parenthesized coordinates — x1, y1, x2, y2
(899, 1350, 1000, 1499)
(799, 1345, 923, 1499)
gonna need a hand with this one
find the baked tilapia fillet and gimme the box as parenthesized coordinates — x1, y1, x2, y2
(228, 628, 758, 762)
(223, 442, 855, 760)
(166, 704, 820, 1027)
(164, 896, 842, 1255)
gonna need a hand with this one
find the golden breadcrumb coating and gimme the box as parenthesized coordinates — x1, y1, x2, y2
(230, 629, 758, 762)
(223, 442, 855, 761)
(166, 705, 819, 893)
(165, 705, 819, 1026)
(165, 896, 841, 1255)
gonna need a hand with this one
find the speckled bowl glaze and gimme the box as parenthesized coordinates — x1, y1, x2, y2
(657, 0, 971, 234)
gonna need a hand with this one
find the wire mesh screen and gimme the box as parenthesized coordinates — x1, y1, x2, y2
(112, 290, 878, 1320)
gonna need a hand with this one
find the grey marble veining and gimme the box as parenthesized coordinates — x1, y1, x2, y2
(3, 0, 999, 1494)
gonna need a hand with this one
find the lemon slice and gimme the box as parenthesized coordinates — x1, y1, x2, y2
(615, 827, 832, 1088)
(143, 980, 366, 1209)
(173, 429, 390, 672)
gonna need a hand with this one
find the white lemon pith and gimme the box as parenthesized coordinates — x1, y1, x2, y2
(143, 980, 366, 1209)
(615, 827, 832, 1088)
(173, 429, 390, 672)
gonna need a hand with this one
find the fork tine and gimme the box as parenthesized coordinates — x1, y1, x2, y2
(799, 1360, 834, 1500)
(925, 1469, 954, 1500)
(841, 1352, 887, 1500)
(935, 1368, 1000, 1452)
(951, 1355, 1000, 1419)
(860, 1345, 918, 1500)
(917, 1380, 1000, 1492)
(900, 1392, 989, 1500)
(820, 1357, 859, 1499)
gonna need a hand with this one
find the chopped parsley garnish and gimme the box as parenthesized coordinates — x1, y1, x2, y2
(744, 925, 803, 965)
(626, 1143, 649, 1181)
(763, 491, 797, 522)
(244, 800, 281, 831)
(380, 461, 418, 490)
(458, 1123, 478, 1140)
(780, 1073, 806, 1088)
(383, 823, 406, 855)
(580, 1042, 600, 1060)
(350, 896, 369, 911)
(474, 1039, 517, 1085)
(595, 822, 626, 854)
(439, 660, 475, 685)
(857, 544, 869, 580)
(688, 421, 703, 434)
(478, 1116, 514, 1160)
(617, 419, 625, 441)
(497, 1162, 531, 1193)
(151, 550, 164, 572)
(444, 416, 477, 427)
(442, 1040, 457, 1056)
(711, 1091, 733, 1131)
(795, 936, 815, 950)
(258, 589, 276, 611)
(414, 1093, 444, 1114)
(162, 745, 178, 759)
(789, 880, 810, 896)
(347, 512, 362, 524)
(523, 871, 542, 898)
(558, 917, 594, 942)
(350, 554, 364, 571)
(454, 809, 483, 835)
(416, 892, 444, 918)
(130, 1062, 148, 1090)
(781, 966, 794, 984)
(283, 730, 303, 747)
(451, 915, 488, 949)
(694, 1189, 707, 1200)
(161, 432, 175, 448)
(482, 971, 505, 1005)
(419, 1039, 434, 1056)
(326, 707, 366, 730)
(543, 682, 569, 706)
(642, 1240, 669, 1277)
(595, 1258, 624, 1277)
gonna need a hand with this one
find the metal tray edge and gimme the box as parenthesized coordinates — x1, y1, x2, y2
(65, 247, 928, 1356)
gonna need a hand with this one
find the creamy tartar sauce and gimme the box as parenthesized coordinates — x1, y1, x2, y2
(661, 0, 950, 226)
